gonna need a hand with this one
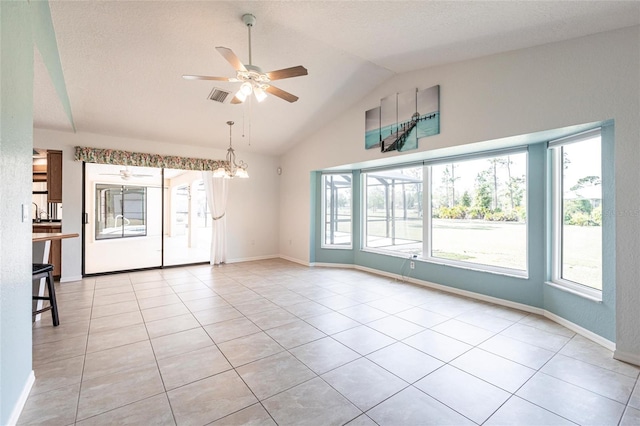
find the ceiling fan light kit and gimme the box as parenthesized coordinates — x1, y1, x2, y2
(183, 13, 308, 103)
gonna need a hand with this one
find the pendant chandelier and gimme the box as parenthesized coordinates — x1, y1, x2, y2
(214, 121, 249, 179)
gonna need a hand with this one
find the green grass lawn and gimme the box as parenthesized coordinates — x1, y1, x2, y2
(365, 217, 602, 290)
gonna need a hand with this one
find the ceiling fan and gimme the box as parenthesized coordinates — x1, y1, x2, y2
(183, 14, 308, 103)
(100, 166, 154, 181)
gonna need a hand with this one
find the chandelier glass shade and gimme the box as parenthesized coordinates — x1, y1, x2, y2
(213, 121, 249, 179)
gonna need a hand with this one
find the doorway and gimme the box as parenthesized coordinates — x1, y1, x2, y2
(83, 164, 211, 274)
(163, 169, 212, 266)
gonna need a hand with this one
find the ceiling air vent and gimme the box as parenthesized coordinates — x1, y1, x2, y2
(208, 87, 232, 104)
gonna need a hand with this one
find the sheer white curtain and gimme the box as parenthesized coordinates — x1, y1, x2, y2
(202, 171, 229, 265)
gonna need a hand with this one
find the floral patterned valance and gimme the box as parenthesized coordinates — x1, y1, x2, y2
(74, 146, 226, 171)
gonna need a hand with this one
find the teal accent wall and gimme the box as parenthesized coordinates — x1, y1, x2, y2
(312, 127, 615, 342)
(0, 1, 36, 423)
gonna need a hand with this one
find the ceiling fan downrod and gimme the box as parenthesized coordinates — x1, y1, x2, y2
(242, 14, 256, 66)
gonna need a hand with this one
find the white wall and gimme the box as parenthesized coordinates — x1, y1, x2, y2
(279, 27, 640, 360)
(33, 128, 281, 278)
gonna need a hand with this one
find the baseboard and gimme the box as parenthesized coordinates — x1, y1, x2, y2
(7, 370, 35, 426)
(544, 311, 615, 351)
(278, 255, 309, 266)
(227, 254, 279, 264)
(354, 265, 544, 315)
(613, 349, 640, 367)
(314, 262, 621, 353)
(311, 262, 355, 269)
(60, 275, 83, 283)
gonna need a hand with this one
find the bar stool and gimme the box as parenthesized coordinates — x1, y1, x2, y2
(32, 263, 59, 326)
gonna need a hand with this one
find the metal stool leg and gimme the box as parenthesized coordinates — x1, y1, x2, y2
(46, 269, 59, 326)
(32, 264, 60, 327)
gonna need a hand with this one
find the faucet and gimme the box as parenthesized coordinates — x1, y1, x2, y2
(33, 202, 40, 222)
(32, 202, 48, 222)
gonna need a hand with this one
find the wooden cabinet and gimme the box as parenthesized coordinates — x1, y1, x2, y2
(33, 164, 47, 182)
(32, 150, 63, 202)
(33, 224, 62, 277)
(47, 150, 63, 203)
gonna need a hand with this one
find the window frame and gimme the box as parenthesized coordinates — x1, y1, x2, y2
(359, 148, 529, 277)
(424, 149, 529, 277)
(548, 128, 603, 300)
(361, 164, 424, 257)
(95, 184, 148, 240)
(320, 172, 353, 250)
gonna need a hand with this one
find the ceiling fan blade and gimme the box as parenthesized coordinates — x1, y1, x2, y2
(182, 75, 231, 81)
(266, 66, 308, 81)
(230, 96, 243, 104)
(215, 46, 247, 72)
(265, 85, 299, 103)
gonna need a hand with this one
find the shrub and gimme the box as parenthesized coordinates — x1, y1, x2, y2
(469, 207, 488, 219)
(436, 205, 468, 219)
(592, 205, 602, 226)
(566, 212, 594, 226)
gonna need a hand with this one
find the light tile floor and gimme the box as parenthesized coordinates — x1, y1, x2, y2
(21, 259, 640, 425)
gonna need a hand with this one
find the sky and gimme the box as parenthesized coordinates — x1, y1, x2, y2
(431, 152, 527, 197)
(430, 133, 602, 201)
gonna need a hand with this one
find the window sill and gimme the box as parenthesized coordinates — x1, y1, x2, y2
(360, 248, 418, 260)
(545, 280, 603, 303)
(359, 248, 528, 279)
(320, 245, 353, 250)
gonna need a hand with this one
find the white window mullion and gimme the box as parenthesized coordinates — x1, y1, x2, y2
(424, 165, 432, 259)
(551, 147, 562, 281)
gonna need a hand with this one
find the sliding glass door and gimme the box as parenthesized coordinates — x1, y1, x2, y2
(84, 163, 163, 274)
(83, 164, 211, 274)
(163, 169, 212, 266)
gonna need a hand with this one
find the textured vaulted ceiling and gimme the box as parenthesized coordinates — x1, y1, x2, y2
(34, 1, 640, 155)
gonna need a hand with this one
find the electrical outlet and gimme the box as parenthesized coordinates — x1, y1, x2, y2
(410, 261, 415, 269)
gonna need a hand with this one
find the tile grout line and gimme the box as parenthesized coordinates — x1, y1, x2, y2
(73, 277, 97, 424)
(136, 272, 180, 426)
(24, 261, 637, 426)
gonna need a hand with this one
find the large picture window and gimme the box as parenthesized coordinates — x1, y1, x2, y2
(550, 129, 602, 293)
(360, 152, 528, 274)
(428, 152, 528, 272)
(363, 166, 423, 255)
(95, 184, 147, 239)
(321, 173, 353, 248)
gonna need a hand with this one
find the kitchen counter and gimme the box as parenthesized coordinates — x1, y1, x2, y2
(32, 232, 78, 242)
